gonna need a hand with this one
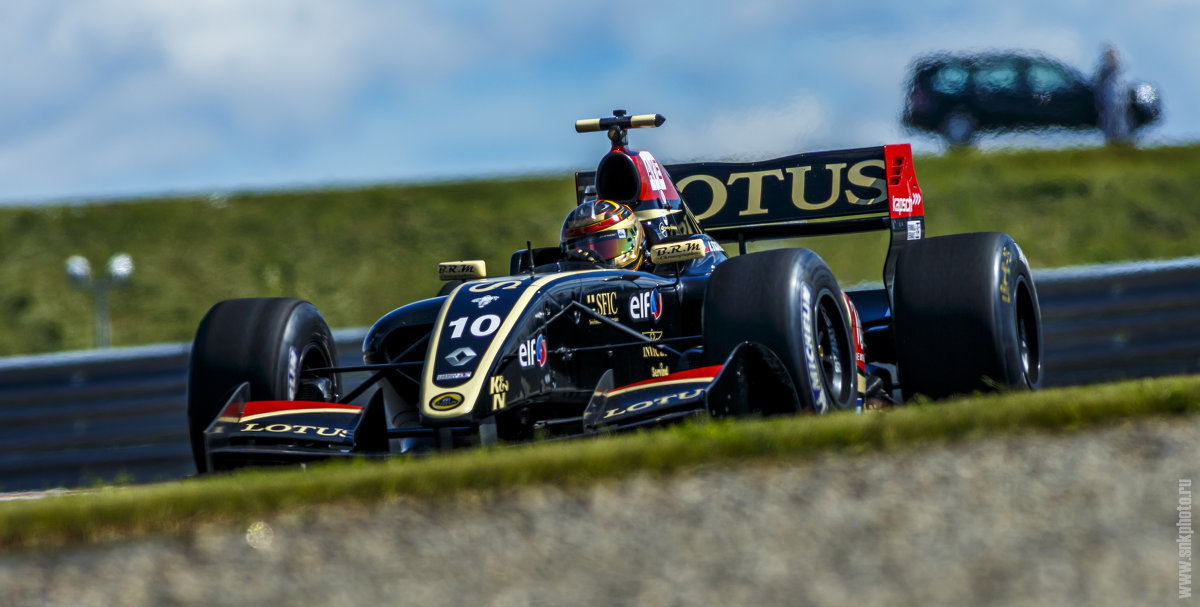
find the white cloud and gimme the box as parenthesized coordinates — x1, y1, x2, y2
(0, 0, 1195, 203)
(655, 96, 834, 162)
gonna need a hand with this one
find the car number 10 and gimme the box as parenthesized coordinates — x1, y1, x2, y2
(447, 314, 501, 339)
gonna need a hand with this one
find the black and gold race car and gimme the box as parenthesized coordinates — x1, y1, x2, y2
(187, 110, 1043, 472)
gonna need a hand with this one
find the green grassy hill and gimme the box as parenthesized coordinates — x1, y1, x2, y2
(2, 143, 1199, 356)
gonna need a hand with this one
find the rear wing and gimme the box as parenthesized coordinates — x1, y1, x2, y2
(576, 144, 922, 237)
(574, 143, 925, 299)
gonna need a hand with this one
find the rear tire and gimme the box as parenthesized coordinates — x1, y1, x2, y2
(703, 249, 857, 414)
(892, 232, 1042, 401)
(187, 298, 340, 473)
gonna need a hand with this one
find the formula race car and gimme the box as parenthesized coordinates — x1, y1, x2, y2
(187, 110, 1043, 472)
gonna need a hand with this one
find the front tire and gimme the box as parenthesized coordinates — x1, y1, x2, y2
(703, 249, 857, 414)
(187, 298, 340, 473)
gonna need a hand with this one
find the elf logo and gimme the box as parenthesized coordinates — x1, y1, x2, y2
(519, 334, 548, 368)
(629, 290, 663, 322)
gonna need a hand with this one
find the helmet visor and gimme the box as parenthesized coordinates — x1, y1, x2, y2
(565, 228, 636, 262)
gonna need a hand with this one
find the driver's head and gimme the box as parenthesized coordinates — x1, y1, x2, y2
(561, 199, 645, 270)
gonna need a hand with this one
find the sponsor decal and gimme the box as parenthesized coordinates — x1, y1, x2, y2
(673, 156, 888, 223)
(438, 261, 486, 281)
(602, 388, 704, 420)
(604, 365, 721, 398)
(842, 293, 866, 373)
(642, 329, 663, 341)
(800, 282, 829, 413)
(436, 371, 472, 382)
(650, 362, 670, 377)
(642, 345, 668, 358)
(489, 375, 509, 411)
(445, 347, 477, 367)
(649, 239, 705, 265)
(429, 392, 464, 411)
(907, 219, 922, 241)
(892, 192, 922, 216)
(629, 290, 663, 322)
(519, 334, 548, 368)
(471, 295, 499, 308)
(238, 423, 349, 438)
(585, 291, 620, 319)
(639, 151, 668, 192)
(636, 209, 685, 240)
(579, 147, 912, 227)
(999, 246, 1014, 304)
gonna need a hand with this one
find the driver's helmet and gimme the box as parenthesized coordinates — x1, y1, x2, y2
(560, 199, 645, 269)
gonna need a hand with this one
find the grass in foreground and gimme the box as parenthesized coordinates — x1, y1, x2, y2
(2, 374, 1199, 552)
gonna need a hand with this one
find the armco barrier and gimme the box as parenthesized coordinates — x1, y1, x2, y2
(1035, 256, 1200, 386)
(0, 258, 1197, 491)
(0, 332, 368, 492)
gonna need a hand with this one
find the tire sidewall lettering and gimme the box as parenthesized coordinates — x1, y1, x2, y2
(286, 346, 299, 400)
(800, 282, 829, 413)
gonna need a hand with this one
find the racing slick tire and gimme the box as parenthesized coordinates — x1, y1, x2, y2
(892, 232, 1042, 401)
(703, 248, 857, 414)
(186, 297, 341, 473)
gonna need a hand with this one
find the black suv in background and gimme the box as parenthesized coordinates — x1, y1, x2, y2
(902, 51, 1161, 145)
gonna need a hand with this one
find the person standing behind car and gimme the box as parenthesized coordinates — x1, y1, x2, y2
(1095, 44, 1131, 145)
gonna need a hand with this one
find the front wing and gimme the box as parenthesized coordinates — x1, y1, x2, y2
(199, 342, 798, 467)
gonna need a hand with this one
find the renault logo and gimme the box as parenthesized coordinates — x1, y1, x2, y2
(445, 347, 477, 367)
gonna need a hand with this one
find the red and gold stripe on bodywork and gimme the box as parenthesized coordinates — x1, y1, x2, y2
(237, 401, 363, 423)
(604, 365, 723, 398)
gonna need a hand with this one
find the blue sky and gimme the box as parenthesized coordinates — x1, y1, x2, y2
(0, 0, 1194, 205)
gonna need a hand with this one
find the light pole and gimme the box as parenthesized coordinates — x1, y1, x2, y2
(65, 253, 134, 348)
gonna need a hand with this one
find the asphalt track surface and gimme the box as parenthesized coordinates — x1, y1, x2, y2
(2, 414, 1195, 606)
